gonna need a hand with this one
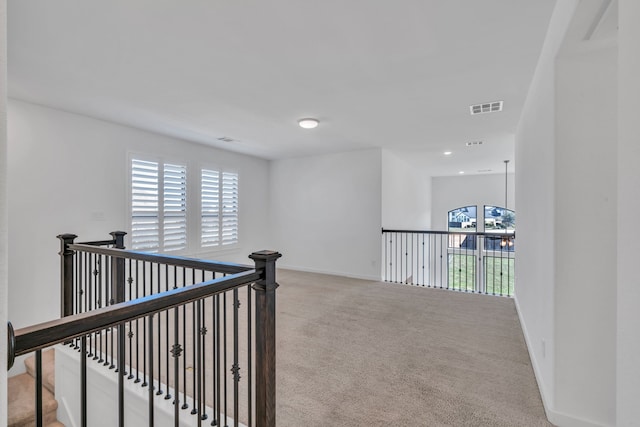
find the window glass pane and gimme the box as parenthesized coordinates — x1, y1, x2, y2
(447, 206, 477, 232)
(201, 169, 220, 247)
(131, 159, 159, 251)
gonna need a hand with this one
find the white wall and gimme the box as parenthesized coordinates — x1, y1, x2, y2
(269, 149, 382, 280)
(617, 1, 640, 425)
(7, 100, 271, 329)
(381, 149, 431, 230)
(514, 1, 622, 426)
(554, 45, 617, 426)
(431, 173, 515, 231)
(0, 0, 8, 422)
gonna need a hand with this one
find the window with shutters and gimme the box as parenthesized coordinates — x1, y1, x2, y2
(201, 169, 238, 247)
(131, 158, 187, 252)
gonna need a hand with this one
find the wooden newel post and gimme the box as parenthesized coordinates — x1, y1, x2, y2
(110, 231, 127, 304)
(250, 250, 282, 427)
(57, 233, 77, 318)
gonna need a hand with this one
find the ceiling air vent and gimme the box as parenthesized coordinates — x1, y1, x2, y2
(217, 136, 235, 143)
(470, 101, 503, 115)
(466, 141, 484, 147)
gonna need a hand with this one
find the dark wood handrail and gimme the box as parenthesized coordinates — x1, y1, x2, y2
(12, 269, 261, 357)
(382, 228, 515, 238)
(68, 243, 253, 274)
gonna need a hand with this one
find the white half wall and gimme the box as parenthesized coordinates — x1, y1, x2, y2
(0, 0, 8, 422)
(7, 100, 271, 329)
(515, 1, 621, 426)
(617, 0, 640, 425)
(381, 149, 431, 230)
(554, 45, 617, 426)
(514, 0, 577, 418)
(431, 173, 515, 231)
(269, 149, 382, 280)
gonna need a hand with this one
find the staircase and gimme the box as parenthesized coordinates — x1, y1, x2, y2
(8, 349, 64, 427)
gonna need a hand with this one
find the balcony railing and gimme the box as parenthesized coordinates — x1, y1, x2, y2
(382, 229, 515, 297)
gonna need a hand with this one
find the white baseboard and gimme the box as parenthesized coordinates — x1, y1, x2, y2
(513, 296, 612, 427)
(278, 264, 381, 282)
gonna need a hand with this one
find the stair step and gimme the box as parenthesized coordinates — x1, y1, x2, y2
(8, 373, 59, 427)
(24, 348, 55, 394)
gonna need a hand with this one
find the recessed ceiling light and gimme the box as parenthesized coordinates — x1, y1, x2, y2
(470, 101, 503, 115)
(459, 171, 465, 174)
(444, 151, 452, 156)
(298, 118, 319, 129)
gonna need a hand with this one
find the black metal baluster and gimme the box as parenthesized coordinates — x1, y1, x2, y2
(165, 264, 172, 401)
(97, 255, 103, 362)
(224, 292, 228, 427)
(201, 271, 208, 421)
(172, 301, 182, 426)
(232, 288, 240, 427)
(142, 262, 148, 388)
(197, 298, 203, 427)
(128, 259, 134, 379)
(411, 233, 414, 285)
(81, 335, 87, 427)
(157, 263, 163, 396)
(118, 321, 126, 426)
(211, 286, 218, 426)
(109, 257, 115, 369)
(83, 252, 88, 314)
(135, 260, 141, 384)
(182, 268, 189, 410)
(500, 238, 505, 296)
(440, 234, 444, 289)
(35, 349, 43, 427)
(247, 285, 253, 427)
(421, 234, 425, 286)
(394, 231, 398, 283)
(192, 269, 198, 415)
(87, 253, 93, 358)
(216, 293, 222, 425)
(148, 314, 155, 426)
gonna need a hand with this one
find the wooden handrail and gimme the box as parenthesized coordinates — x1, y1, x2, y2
(13, 269, 261, 357)
(68, 243, 253, 274)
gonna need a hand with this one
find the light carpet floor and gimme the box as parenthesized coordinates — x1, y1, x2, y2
(273, 269, 552, 427)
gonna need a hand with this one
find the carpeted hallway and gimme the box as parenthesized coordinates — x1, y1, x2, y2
(275, 269, 551, 427)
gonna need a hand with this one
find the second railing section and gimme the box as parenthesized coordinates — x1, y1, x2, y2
(382, 229, 515, 297)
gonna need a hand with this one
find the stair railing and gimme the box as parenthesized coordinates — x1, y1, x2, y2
(8, 231, 282, 427)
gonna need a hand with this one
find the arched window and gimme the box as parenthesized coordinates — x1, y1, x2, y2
(447, 206, 477, 232)
(483, 205, 515, 231)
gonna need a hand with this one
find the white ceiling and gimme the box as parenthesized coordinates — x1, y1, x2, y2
(8, 0, 557, 175)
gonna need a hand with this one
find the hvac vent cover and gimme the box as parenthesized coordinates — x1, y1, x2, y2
(470, 101, 503, 115)
(466, 141, 484, 147)
(217, 137, 235, 143)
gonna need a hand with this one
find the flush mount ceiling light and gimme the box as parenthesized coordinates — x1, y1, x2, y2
(470, 101, 503, 115)
(459, 171, 465, 174)
(298, 118, 319, 129)
(444, 151, 452, 156)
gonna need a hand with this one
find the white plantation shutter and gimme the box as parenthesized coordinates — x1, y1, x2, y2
(163, 163, 187, 251)
(201, 169, 220, 247)
(131, 159, 160, 250)
(221, 172, 239, 245)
